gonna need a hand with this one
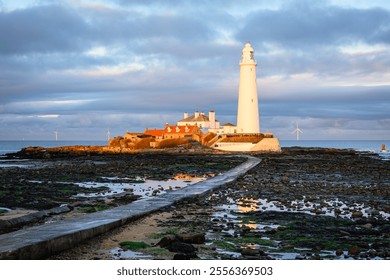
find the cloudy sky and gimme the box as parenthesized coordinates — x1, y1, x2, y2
(0, 0, 389, 140)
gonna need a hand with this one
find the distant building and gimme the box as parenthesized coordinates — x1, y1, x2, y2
(124, 132, 143, 140)
(144, 124, 202, 142)
(163, 124, 202, 141)
(177, 110, 220, 132)
(143, 128, 164, 140)
(213, 122, 237, 134)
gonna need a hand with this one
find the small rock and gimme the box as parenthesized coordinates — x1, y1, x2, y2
(335, 249, 343, 256)
(315, 209, 325, 215)
(168, 242, 197, 253)
(173, 253, 198, 260)
(361, 223, 373, 229)
(241, 248, 260, 257)
(368, 249, 377, 258)
(352, 211, 363, 218)
(281, 176, 289, 183)
(176, 233, 205, 244)
(340, 230, 351, 236)
(348, 246, 361, 256)
(309, 254, 321, 260)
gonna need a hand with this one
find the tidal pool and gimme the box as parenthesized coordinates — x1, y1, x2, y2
(110, 247, 152, 260)
(74, 176, 206, 199)
(214, 197, 390, 220)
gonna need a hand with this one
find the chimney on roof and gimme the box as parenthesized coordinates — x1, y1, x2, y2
(209, 110, 216, 129)
(184, 112, 188, 119)
(201, 112, 205, 116)
(195, 111, 199, 118)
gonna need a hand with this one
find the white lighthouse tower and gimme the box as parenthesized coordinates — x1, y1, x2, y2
(209, 42, 281, 152)
(236, 42, 260, 134)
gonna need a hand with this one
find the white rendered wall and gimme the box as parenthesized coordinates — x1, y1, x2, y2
(213, 142, 256, 151)
(237, 43, 260, 134)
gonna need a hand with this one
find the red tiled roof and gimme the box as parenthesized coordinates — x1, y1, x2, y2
(144, 128, 164, 137)
(164, 125, 198, 134)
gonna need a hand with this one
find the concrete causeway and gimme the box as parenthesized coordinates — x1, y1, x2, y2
(0, 155, 260, 259)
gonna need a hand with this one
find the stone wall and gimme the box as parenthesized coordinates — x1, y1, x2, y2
(250, 138, 281, 152)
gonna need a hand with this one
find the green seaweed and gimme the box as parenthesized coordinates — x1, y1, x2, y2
(119, 241, 151, 250)
(149, 227, 186, 239)
(144, 247, 170, 255)
(212, 241, 238, 251)
(78, 205, 109, 213)
(233, 237, 275, 247)
(59, 189, 78, 195)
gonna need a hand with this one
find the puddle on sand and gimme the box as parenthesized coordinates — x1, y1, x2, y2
(110, 247, 153, 260)
(74, 176, 205, 199)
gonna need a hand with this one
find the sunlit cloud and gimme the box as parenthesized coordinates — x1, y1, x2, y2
(339, 42, 388, 56)
(17, 100, 91, 107)
(85, 46, 108, 57)
(65, 64, 145, 77)
(36, 114, 60, 118)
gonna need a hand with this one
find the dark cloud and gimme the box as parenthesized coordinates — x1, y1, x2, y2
(237, 2, 390, 47)
(0, 5, 91, 55)
(0, 3, 215, 56)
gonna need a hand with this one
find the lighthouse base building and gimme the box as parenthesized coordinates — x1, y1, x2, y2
(209, 42, 281, 152)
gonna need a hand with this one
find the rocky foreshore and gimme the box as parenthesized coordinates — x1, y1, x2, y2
(44, 147, 389, 260)
(0, 146, 245, 233)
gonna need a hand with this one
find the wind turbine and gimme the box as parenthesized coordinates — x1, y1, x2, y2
(54, 130, 58, 141)
(292, 122, 303, 141)
(107, 129, 111, 142)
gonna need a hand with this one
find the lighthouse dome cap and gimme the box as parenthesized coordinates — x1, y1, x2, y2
(243, 42, 254, 52)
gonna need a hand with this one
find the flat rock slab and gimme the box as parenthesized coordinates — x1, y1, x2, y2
(0, 155, 260, 259)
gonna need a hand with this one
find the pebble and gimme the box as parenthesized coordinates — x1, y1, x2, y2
(348, 246, 361, 256)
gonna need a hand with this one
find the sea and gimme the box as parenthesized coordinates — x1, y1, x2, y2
(0, 140, 389, 159)
(0, 140, 107, 155)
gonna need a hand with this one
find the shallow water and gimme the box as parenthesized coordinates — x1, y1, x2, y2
(216, 197, 390, 220)
(110, 247, 153, 260)
(205, 195, 389, 260)
(74, 176, 205, 199)
(0, 158, 33, 168)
